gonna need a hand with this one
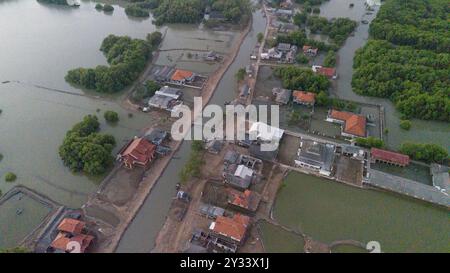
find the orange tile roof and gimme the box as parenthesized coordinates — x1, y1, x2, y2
(50, 232, 94, 253)
(318, 67, 336, 78)
(171, 69, 194, 81)
(229, 189, 252, 209)
(293, 91, 316, 103)
(121, 138, 156, 164)
(211, 214, 250, 242)
(330, 110, 366, 137)
(57, 218, 85, 234)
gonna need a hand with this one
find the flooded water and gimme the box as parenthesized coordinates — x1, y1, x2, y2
(116, 10, 267, 252)
(0, 0, 239, 205)
(0, 192, 51, 248)
(319, 0, 450, 152)
(271, 172, 450, 252)
(0, 0, 239, 247)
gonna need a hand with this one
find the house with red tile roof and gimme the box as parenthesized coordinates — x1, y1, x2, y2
(118, 137, 156, 169)
(312, 65, 337, 79)
(370, 148, 410, 167)
(57, 218, 86, 235)
(292, 90, 316, 106)
(209, 214, 250, 244)
(227, 189, 261, 214)
(170, 69, 195, 84)
(302, 45, 318, 56)
(326, 110, 367, 138)
(50, 232, 94, 253)
(49, 218, 94, 253)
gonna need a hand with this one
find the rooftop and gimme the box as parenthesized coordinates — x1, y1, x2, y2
(293, 90, 316, 104)
(249, 122, 284, 142)
(120, 138, 156, 163)
(329, 110, 366, 137)
(209, 214, 250, 243)
(57, 218, 85, 234)
(296, 139, 335, 175)
(171, 69, 194, 81)
(371, 148, 410, 166)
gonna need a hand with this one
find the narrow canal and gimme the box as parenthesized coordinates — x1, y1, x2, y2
(116, 9, 267, 252)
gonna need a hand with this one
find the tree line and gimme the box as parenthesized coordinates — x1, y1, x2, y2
(352, 0, 450, 122)
(123, 0, 251, 26)
(65, 32, 161, 93)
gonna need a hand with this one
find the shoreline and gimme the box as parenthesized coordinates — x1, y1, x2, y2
(92, 17, 253, 253)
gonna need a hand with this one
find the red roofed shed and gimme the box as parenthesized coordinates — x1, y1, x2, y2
(371, 148, 410, 167)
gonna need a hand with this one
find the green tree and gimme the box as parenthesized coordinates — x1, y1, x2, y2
(104, 111, 119, 123)
(5, 172, 17, 182)
(235, 68, 246, 81)
(257, 32, 264, 43)
(59, 115, 116, 175)
(399, 142, 448, 163)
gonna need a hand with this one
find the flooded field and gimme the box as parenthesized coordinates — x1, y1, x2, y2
(271, 172, 450, 252)
(0, 192, 52, 248)
(258, 221, 304, 253)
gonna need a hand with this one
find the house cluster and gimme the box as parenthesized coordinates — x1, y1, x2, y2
(261, 43, 298, 63)
(117, 128, 171, 169)
(148, 85, 183, 112)
(48, 218, 94, 253)
(272, 88, 316, 108)
(326, 109, 367, 138)
(186, 150, 264, 253)
(312, 65, 337, 79)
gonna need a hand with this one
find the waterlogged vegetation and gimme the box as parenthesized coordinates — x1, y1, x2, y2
(123, 0, 251, 26)
(352, 0, 450, 122)
(104, 111, 119, 123)
(59, 115, 116, 175)
(179, 141, 204, 183)
(37, 0, 69, 5)
(65, 32, 161, 93)
(274, 66, 330, 93)
(399, 142, 448, 164)
(4, 172, 17, 183)
(305, 16, 357, 46)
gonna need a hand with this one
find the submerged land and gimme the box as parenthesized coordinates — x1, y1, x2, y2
(0, 0, 449, 253)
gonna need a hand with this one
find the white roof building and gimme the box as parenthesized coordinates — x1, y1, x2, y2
(234, 165, 254, 179)
(249, 122, 284, 142)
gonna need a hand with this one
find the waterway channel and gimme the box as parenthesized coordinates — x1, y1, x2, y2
(116, 7, 268, 253)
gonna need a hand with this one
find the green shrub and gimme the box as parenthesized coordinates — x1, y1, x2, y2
(103, 4, 114, 12)
(5, 172, 17, 182)
(104, 111, 119, 123)
(399, 120, 411, 130)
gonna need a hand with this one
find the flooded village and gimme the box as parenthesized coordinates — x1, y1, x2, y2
(0, 0, 449, 253)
